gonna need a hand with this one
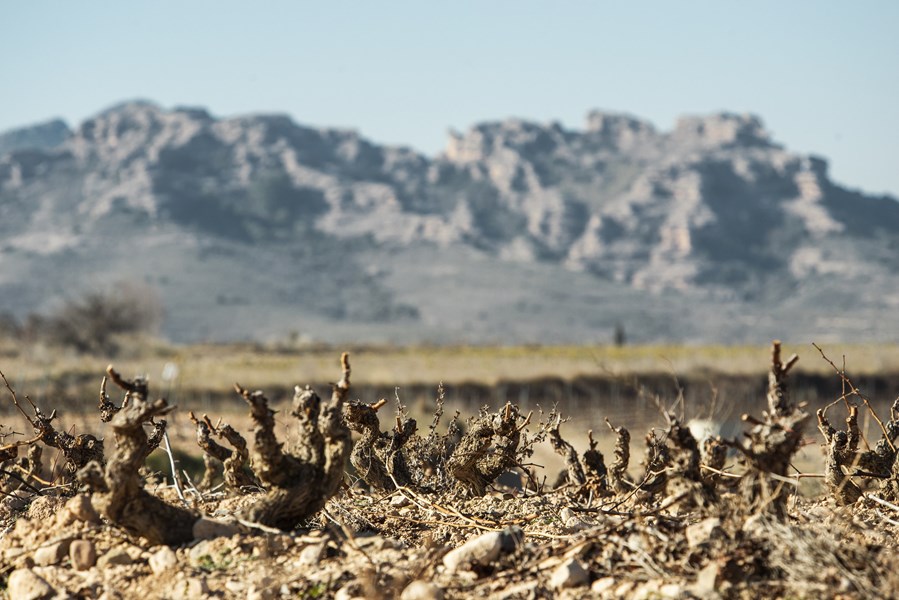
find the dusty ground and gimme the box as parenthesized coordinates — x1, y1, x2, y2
(2, 480, 899, 599)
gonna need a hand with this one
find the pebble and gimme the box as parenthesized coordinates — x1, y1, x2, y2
(492, 581, 537, 599)
(296, 542, 325, 566)
(69, 540, 97, 570)
(59, 494, 100, 525)
(442, 531, 502, 572)
(592, 576, 616, 594)
(631, 581, 660, 600)
(355, 535, 405, 551)
(252, 542, 271, 559)
(246, 585, 277, 600)
(401, 580, 444, 600)
(149, 546, 178, 573)
(334, 586, 355, 600)
(97, 547, 133, 568)
(442, 525, 525, 572)
(188, 540, 212, 564)
(549, 558, 589, 589)
(192, 516, 239, 540)
(692, 561, 722, 595)
(181, 577, 209, 599)
(659, 583, 684, 598)
(33, 541, 69, 566)
(560, 507, 591, 531)
(390, 495, 410, 507)
(741, 514, 766, 536)
(3, 493, 27, 512)
(7, 568, 54, 600)
(686, 517, 723, 548)
(614, 581, 635, 597)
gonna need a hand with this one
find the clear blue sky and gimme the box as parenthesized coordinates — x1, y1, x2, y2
(2, 1, 897, 196)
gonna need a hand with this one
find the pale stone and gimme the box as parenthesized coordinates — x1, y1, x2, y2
(296, 542, 325, 566)
(149, 546, 178, 573)
(442, 531, 502, 572)
(591, 576, 616, 594)
(631, 581, 660, 600)
(686, 517, 723, 548)
(659, 583, 684, 598)
(560, 507, 590, 531)
(33, 541, 68, 566)
(692, 562, 722, 595)
(741, 514, 766, 536)
(389, 495, 410, 507)
(549, 558, 589, 589)
(97, 547, 133, 568)
(62, 495, 100, 524)
(69, 540, 97, 570)
(188, 540, 212, 564)
(7, 569, 54, 600)
(182, 577, 209, 599)
(334, 586, 354, 600)
(246, 585, 276, 600)
(400, 580, 444, 600)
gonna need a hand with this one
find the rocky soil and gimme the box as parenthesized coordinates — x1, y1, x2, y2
(2, 344, 899, 598)
(3, 487, 898, 599)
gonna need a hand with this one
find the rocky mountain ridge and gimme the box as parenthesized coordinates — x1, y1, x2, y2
(0, 101, 896, 344)
(0, 118, 71, 155)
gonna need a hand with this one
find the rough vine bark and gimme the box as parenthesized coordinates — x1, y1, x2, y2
(446, 402, 522, 496)
(344, 398, 417, 491)
(0, 434, 43, 496)
(605, 418, 632, 494)
(639, 431, 670, 496)
(189, 412, 257, 492)
(79, 366, 197, 545)
(2, 369, 104, 484)
(548, 417, 611, 497)
(230, 353, 353, 529)
(663, 414, 715, 510)
(733, 341, 807, 517)
(818, 398, 899, 502)
(700, 436, 727, 486)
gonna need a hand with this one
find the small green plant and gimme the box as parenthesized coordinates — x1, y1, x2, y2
(299, 582, 327, 599)
(195, 550, 233, 572)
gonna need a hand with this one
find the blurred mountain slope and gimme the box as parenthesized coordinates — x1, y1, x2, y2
(1, 101, 896, 344)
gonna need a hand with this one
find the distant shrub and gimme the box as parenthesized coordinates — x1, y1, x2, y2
(0, 311, 21, 339)
(24, 282, 162, 354)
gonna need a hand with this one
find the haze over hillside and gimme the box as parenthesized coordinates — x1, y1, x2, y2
(1, 101, 897, 345)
